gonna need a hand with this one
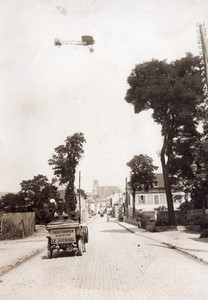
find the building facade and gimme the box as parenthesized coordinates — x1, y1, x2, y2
(128, 173, 167, 215)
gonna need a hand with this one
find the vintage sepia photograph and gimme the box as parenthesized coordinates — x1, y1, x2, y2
(0, 1, 208, 299)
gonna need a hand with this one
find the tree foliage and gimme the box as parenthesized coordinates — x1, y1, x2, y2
(48, 132, 86, 213)
(127, 154, 158, 217)
(0, 175, 59, 224)
(77, 188, 87, 199)
(20, 174, 59, 209)
(0, 193, 26, 212)
(125, 53, 204, 224)
(19, 174, 60, 223)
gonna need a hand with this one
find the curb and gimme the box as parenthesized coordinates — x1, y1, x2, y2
(162, 242, 207, 265)
(0, 247, 45, 277)
(118, 223, 136, 234)
(117, 222, 208, 265)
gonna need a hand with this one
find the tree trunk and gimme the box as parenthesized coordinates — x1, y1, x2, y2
(161, 143, 176, 226)
(132, 190, 136, 218)
(185, 191, 188, 215)
(202, 196, 206, 220)
(65, 183, 76, 213)
(125, 177, 129, 218)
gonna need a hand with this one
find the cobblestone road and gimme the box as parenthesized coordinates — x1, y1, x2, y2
(1, 217, 208, 300)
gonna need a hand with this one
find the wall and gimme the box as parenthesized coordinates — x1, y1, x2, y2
(80, 196, 89, 223)
(156, 209, 208, 226)
(2, 212, 35, 237)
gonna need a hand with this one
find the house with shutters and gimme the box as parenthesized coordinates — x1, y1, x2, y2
(128, 173, 167, 215)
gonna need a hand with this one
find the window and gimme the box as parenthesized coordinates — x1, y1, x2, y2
(154, 194, 160, 204)
(138, 195, 146, 204)
(135, 194, 146, 205)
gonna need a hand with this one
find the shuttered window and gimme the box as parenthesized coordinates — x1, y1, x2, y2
(154, 194, 160, 204)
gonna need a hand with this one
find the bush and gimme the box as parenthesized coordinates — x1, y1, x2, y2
(155, 219, 169, 226)
(0, 219, 23, 240)
(200, 229, 208, 238)
(146, 218, 156, 232)
(199, 220, 208, 229)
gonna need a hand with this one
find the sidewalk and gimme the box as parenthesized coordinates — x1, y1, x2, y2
(0, 225, 47, 276)
(118, 221, 208, 264)
(1, 221, 208, 277)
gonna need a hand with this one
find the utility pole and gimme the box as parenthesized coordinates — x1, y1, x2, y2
(79, 171, 81, 222)
(196, 23, 208, 220)
(125, 177, 128, 219)
(197, 23, 208, 90)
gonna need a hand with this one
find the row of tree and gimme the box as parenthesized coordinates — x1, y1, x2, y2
(0, 133, 86, 223)
(125, 53, 208, 225)
(2, 53, 207, 227)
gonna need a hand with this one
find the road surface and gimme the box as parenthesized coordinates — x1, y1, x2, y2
(0, 217, 208, 300)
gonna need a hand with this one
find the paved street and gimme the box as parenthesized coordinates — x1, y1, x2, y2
(1, 217, 208, 300)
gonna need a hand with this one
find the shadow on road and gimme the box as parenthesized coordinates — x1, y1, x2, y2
(42, 250, 77, 260)
(100, 229, 132, 234)
(149, 243, 173, 249)
(191, 237, 208, 244)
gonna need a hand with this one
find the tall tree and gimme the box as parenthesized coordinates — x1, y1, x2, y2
(48, 132, 86, 213)
(125, 53, 204, 225)
(127, 154, 158, 217)
(20, 175, 59, 209)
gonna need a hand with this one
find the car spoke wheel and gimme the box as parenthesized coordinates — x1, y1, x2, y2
(47, 240, 53, 259)
(77, 239, 83, 256)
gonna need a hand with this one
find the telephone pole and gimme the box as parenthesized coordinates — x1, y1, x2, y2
(197, 23, 208, 89)
(79, 171, 81, 222)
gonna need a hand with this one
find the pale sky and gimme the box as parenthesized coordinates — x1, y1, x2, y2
(0, 0, 207, 193)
